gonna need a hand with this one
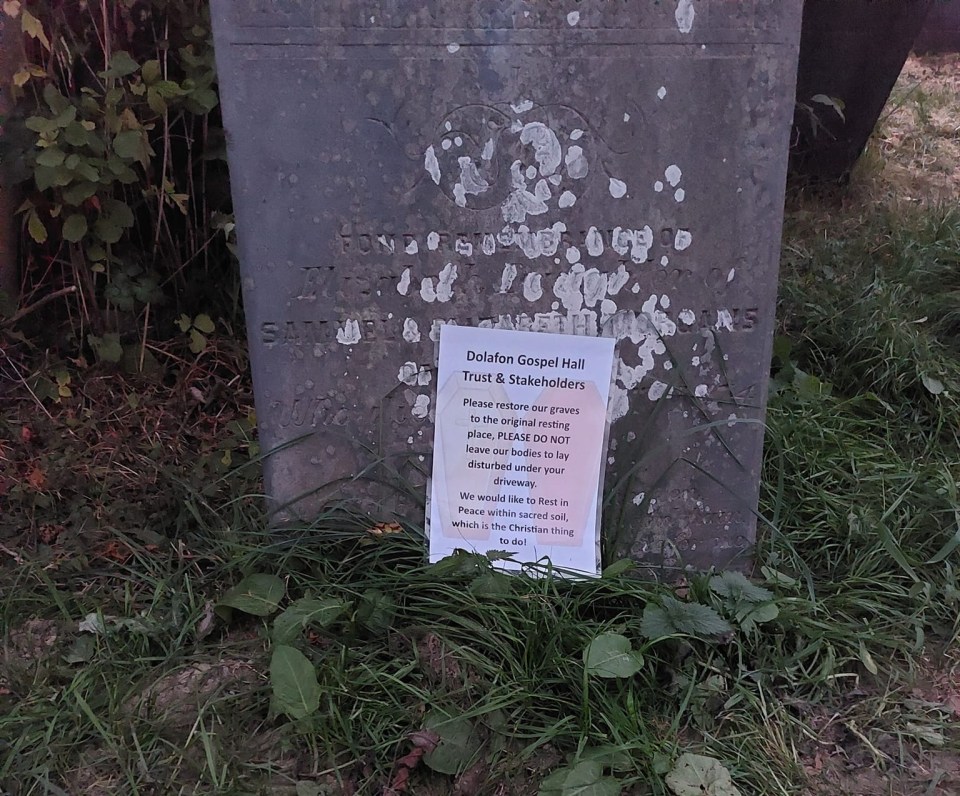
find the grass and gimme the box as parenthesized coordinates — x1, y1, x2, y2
(4, 61, 960, 796)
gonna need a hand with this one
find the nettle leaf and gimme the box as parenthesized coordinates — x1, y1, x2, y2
(106, 50, 140, 78)
(218, 573, 285, 617)
(665, 754, 742, 796)
(640, 597, 733, 640)
(270, 644, 320, 720)
(709, 572, 773, 604)
(273, 597, 346, 644)
(87, 333, 123, 363)
(356, 588, 394, 633)
(422, 711, 481, 775)
(62, 213, 88, 243)
(583, 633, 644, 679)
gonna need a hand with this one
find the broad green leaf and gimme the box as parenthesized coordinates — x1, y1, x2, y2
(21, 8, 50, 49)
(562, 760, 621, 796)
(858, 641, 878, 676)
(193, 313, 215, 333)
(927, 526, 960, 564)
(141, 59, 161, 84)
(583, 633, 644, 679)
(35, 147, 65, 167)
(87, 333, 123, 363)
(270, 644, 319, 720)
(665, 754, 742, 796)
(113, 130, 144, 160)
(422, 711, 481, 775)
(106, 51, 140, 78)
(273, 597, 346, 644)
(176, 314, 192, 332)
(218, 573, 285, 616)
(469, 572, 512, 598)
(188, 329, 206, 354)
(25, 115, 58, 134)
(27, 211, 47, 244)
(578, 745, 633, 772)
(357, 588, 394, 633)
(640, 597, 734, 640)
(62, 181, 98, 206)
(601, 559, 634, 579)
(709, 572, 773, 604)
(62, 214, 87, 243)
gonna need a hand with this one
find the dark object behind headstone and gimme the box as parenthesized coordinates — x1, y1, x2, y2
(210, 0, 802, 572)
(914, 0, 960, 53)
(790, 0, 933, 185)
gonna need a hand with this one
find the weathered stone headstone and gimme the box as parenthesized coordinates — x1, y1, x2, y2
(210, 0, 802, 571)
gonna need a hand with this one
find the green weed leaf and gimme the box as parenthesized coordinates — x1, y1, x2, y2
(709, 572, 773, 604)
(601, 559, 634, 578)
(113, 130, 144, 161)
(270, 644, 319, 720)
(640, 597, 733, 640)
(665, 754, 742, 796)
(193, 313, 215, 333)
(422, 711, 481, 775)
(106, 51, 140, 78)
(273, 597, 346, 644)
(87, 333, 123, 363)
(27, 211, 47, 244)
(583, 633, 644, 678)
(62, 214, 88, 242)
(218, 573, 285, 617)
(539, 761, 620, 796)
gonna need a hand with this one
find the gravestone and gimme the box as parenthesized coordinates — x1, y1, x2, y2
(210, 0, 802, 571)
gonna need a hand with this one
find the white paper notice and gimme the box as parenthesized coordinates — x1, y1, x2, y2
(429, 326, 616, 575)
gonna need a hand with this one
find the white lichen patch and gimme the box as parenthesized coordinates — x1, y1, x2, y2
(675, 229, 693, 251)
(454, 156, 490, 207)
(675, 188, 685, 202)
(607, 264, 629, 295)
(412, 394, 430, 419)
(654, 180, 664, 192)
(402, 318, 421, 343)
(565, 246, 582, 265)
(675, 0, 695, 33)
(727, 268, 736, 283)
(522, 272, 543, 302)
(446, 42, 461, 53)
(566, 10, 580, 26)
(398, 362, 431, 386)
(585, 226, 604, 257)
(559, 190, 577, 208)
(657, 86, 667, 100)
(455, 238, 473, 257)
(648, 380, 668, 401)
(481, 233, 496, 255)
(436, 263, 457, 302)
(694, 384, 708, 398)
(511, 99, 534, 114)
(520, 122, 562, 176)
(420, 277, 437, 303)
(424, 146, 441, 184)
(405, 239, 419, 255)
(427, 231, 440, 250)
(553, 265, 586, 312)
(716, 309, 734, 331)
(609, 178, 627, 198)
(678, 308, 696, 326)
(336, 319, 361, 345)
(397, 268, 411, 295)
(502, 160, 551, 223)
(564, 145, 589, 179)
(498, 263, 518, 293)
(582, 269, 607, 307)
(665, 164, 682, 187)
(632, 491, 646, 506)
